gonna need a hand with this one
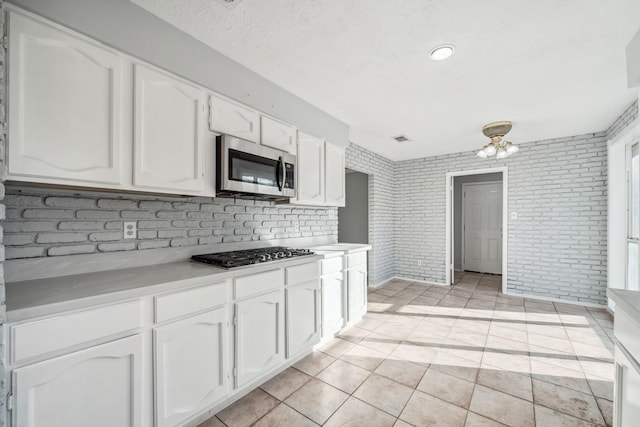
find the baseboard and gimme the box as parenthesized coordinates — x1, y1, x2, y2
(371, 275, 449, 288)
(504, 290, 607, 309)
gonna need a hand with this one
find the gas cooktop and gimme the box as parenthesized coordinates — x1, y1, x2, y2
(191, 246, 314, 269)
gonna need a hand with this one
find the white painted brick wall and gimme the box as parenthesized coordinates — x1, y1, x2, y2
(606, 99, 638, 140)
(3, 189, 338, 259)
(394, 132, 609, 304)
(345, 143, 396, 286)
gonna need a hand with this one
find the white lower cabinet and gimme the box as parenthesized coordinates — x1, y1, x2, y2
(154, 308, 228, 427)
(347, 268, 368, 323)
(614, 345, 640, 427)
(235, 290, 285, 388)
(286, 280, 321, 358)
(322, 272, 346, 337)
(12, 334, 143, 427)
(7, 260, 327, 427)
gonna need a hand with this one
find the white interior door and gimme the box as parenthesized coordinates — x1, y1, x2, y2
(463, 182, 502, 274)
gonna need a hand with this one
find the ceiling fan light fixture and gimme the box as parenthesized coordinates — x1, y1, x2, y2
(477, 121, 520, 160)
(483, 144, 496, 156)
(505, 141, 519, 154)
(430, 45, 455, 61)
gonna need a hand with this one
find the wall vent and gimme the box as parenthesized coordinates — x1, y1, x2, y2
(215, 0, 242, 8)
(392, 135, 411, 143)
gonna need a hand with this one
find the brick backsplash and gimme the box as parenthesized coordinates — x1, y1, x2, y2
(3, 190, 338, 259)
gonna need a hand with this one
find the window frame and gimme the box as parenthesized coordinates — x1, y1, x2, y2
(626, 141, 640, 291)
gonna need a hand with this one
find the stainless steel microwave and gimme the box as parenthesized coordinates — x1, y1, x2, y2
(216, 135, 296, 200)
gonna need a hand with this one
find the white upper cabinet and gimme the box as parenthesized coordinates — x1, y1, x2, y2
(294, 132, 347, 207)
(261, 115, 296, 154)
(133, 64, 205, 194)
(295, 131, 325, 205)
(6, 10, 123, 185)
(324, 141, 346, 207)
(209, 94, 260, 143)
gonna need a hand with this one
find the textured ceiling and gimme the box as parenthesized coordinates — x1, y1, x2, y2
(132, 0, 640, 161)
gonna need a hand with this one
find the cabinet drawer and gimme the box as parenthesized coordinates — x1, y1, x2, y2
(286, 261, 320, 286)
(615, 309, 640, 361)
(347, 252, 367, 269)
(10, 300, 141, 363)
(155, 282, 228, 323)
(321, 256, 344, 275)
(234, 269, 284, 300)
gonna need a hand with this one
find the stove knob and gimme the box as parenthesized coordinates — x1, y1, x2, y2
(276, 251, 285, 258)
(286, 251, 293, 257)
(260, 255, 268, 262)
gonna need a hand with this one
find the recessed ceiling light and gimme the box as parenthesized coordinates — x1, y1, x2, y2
(430, 45, 455, 61)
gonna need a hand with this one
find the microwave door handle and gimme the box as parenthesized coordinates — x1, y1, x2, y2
(277, 156, 284, 191)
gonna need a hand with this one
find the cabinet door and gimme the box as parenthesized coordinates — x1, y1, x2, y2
(13, 335, 143, 427)
(348, 269, 368, 323)
(261, 116, 296, 154)
(325, 142, 346, 207)
(286, 280, 321, 358)
(154, 308, 228, 427)
(209, 94, 260, 142)
(321, 272, 345, 337)
(133, 64, 205, 194)
(235, 290, 284, 388)
(614, 345, 640, 427)
(7, 10, 122, 185)
(296, 131, 325, 205)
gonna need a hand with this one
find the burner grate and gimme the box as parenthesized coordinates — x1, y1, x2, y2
(191, 246, 314, 268)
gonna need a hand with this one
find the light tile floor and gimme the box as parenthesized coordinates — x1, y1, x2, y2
(199, 272, 615, 427)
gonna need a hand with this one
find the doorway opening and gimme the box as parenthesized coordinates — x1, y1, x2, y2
(338, 169, 369, 244)
(446, 167, 508, 294)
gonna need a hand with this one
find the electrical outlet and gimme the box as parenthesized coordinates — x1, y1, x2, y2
(293, 221, 300, 232)
(417, 260, 422, 266)
(124, 221, 137, 239)
(329, 209, 336, 219)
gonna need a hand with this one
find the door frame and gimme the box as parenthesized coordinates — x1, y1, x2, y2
(461, 180, 503, 274)
(445, 166, 508, 293)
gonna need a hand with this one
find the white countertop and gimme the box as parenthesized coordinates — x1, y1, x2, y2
(308, 243, 372, 254)
(6, 255, 323, 322)
(608, 288, 640, 324)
